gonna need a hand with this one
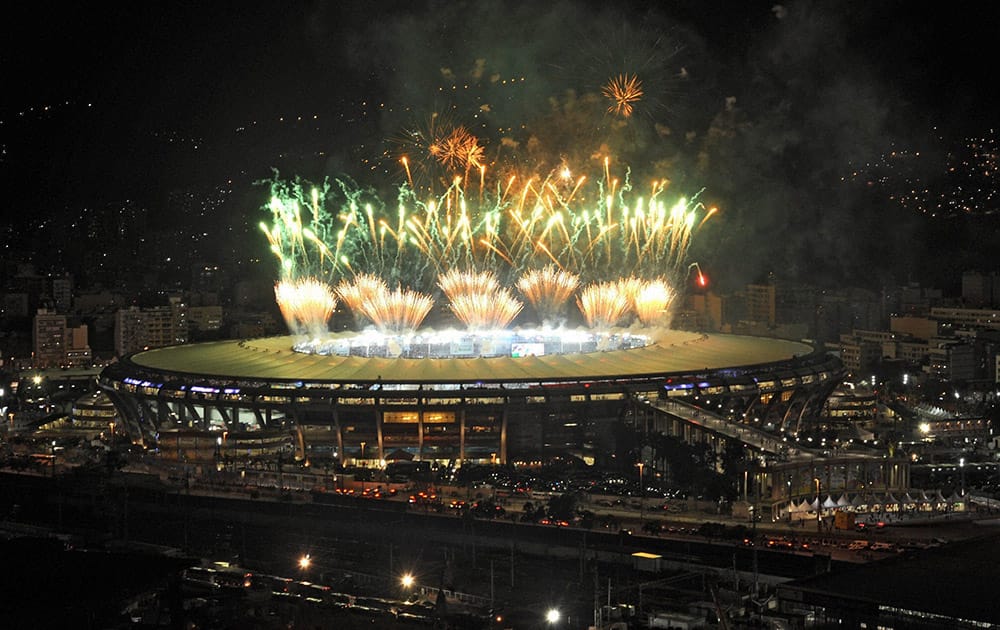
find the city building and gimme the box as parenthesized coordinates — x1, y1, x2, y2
(32, 308, 66, 368)
(114, 297, 189, 356)
(745, 283, 776, 328)
(931, 306, 1000, 332)
(961, 269, 1000, 307)
(927, 338, 977, 382)
(64, 323, 92, 367)
(187, 305, 223, 334)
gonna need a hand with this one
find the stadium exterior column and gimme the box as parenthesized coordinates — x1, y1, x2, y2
(333, 404, 343, 462)
(500, 406, 508, 464)
(418, 410, 424, 460)
(459, 408, 466, 463)
(376, 404, 385, 462)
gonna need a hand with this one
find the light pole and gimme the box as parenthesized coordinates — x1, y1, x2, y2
(960, 457, 966, 497)
(814, 477, 821, 531)
(786, 477, 792, 522)
(637, 462, 645, 522)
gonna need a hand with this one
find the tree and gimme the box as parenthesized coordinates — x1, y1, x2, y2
(547, 493, 579, 521)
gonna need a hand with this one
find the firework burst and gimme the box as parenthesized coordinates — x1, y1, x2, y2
(516, 266, 580, 324)
(360, 287, 434, 334)
(429, 126, 485, 173)
(577, 281, 631, 329)
(274, 278, 337, 338)
(602, 73, 643, 117)
(448, 289, 523, 331)
(335, 273, 389, 328)
(438, 269, 500, 300)
(632, 278, 674, 326)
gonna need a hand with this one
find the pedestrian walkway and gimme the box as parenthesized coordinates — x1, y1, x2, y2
(651, 399, 798, 458)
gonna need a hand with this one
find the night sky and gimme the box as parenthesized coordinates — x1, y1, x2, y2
(4, 1, 1000, 292)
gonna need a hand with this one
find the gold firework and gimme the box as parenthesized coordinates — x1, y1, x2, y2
(274, 278, 337, 338)
(437, 269, 500, 300)
(360, 287, 434, 334)
(577, 281, 631, 329)
(335, 273, 389, 327)
(428, 126, 485, 172)
(449, 289, 523, 330)
(632, 278, 674, 326)
(602, 73, 643, 117)
(516, 266, 580, 324)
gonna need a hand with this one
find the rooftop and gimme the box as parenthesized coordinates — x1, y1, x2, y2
(127, 330, 815, 385)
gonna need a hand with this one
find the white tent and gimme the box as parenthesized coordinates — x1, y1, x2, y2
(836, 494, 851, 507)
(822, 495, 838, 510)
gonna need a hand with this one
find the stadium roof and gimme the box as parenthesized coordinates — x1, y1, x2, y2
(128, 330, 816, 385)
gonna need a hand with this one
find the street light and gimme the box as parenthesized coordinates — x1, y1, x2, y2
(545, 608, 561, 625)
(636, 461, 645, 522)
(298, 554, 311, 571)
(400, 573, 415, 589)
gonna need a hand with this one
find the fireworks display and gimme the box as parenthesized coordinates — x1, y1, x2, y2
(438, 269, 500, 299)
(360, 287, 434, 334)
(577, 281, 631, 329)
(259, 61, 715, 341)
(631, 278, 675, 326)
(448, 290, 523, 331)
(335, 273, 389, 328)
(274, 278, 337, 339)
(437, 269, 523, 331)
(517, 265, 580, 324)
(261, 155, 713, 337)
(261, 158, 711, 291)
(603, 73, 644, 118)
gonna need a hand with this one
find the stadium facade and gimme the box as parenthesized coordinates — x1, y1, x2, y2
(97, 329, 842, 466)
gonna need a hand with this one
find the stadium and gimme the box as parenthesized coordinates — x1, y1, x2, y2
(97, 165, 843, 468)
(97, 328, 842, 467)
